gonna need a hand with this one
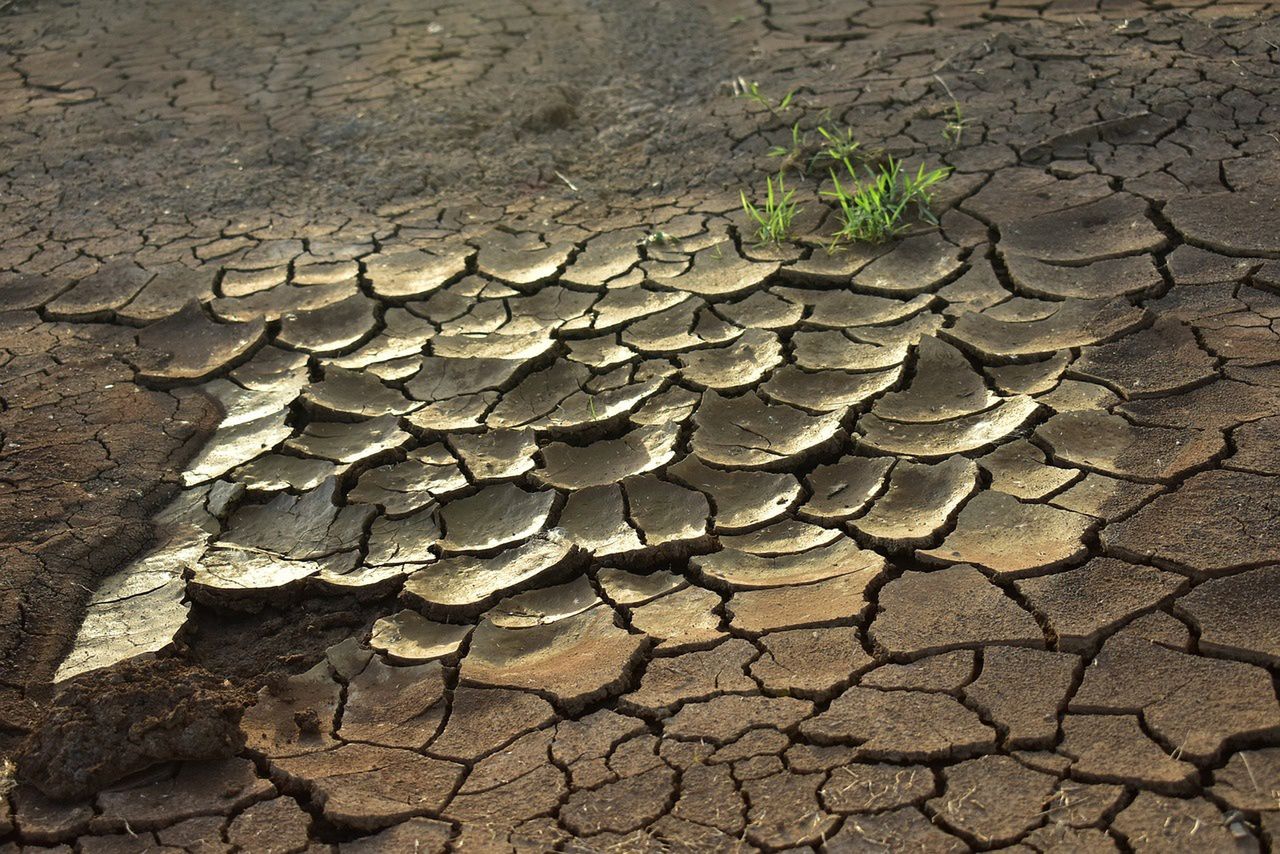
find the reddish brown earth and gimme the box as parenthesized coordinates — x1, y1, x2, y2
(2, 0, 1280, 851)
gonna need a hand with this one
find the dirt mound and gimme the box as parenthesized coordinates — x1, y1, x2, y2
(16, 658, 250, 800)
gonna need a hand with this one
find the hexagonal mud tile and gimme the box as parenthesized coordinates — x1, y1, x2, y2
(870, 566, 1044, 656)
(459, 604, 646, 712)
(918, 491, 1092, 577)
(800, 687, 996, 761)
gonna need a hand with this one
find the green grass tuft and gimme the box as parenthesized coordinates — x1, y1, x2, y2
(741, 172, 803, 244)
(812, 125, 861, 169)
(823, 157, 950, 245)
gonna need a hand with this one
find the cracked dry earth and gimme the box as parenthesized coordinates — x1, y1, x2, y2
(3, 1, 1280, 853)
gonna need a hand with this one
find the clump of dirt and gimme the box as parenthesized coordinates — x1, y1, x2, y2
(519, 85, 580, 132)
(182, 594, 391, 688)
(15, 657, 250, 800)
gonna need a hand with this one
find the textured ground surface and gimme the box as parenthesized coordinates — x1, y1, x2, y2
(2, 0, 1280, 850)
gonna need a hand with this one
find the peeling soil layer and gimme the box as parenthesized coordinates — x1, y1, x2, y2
(3, 0, 1280, 851)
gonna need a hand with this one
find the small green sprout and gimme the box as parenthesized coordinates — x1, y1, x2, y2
(935, 75, 973, 146)
(822, 157, 949, 245)
(942, 102, 971, 146)
(767, 121, 806, 163)
(740, 172, 803, 245)
(812, 125, 861, 169)
(735, 78, 797, 116)
(638, 230, 678, 247)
